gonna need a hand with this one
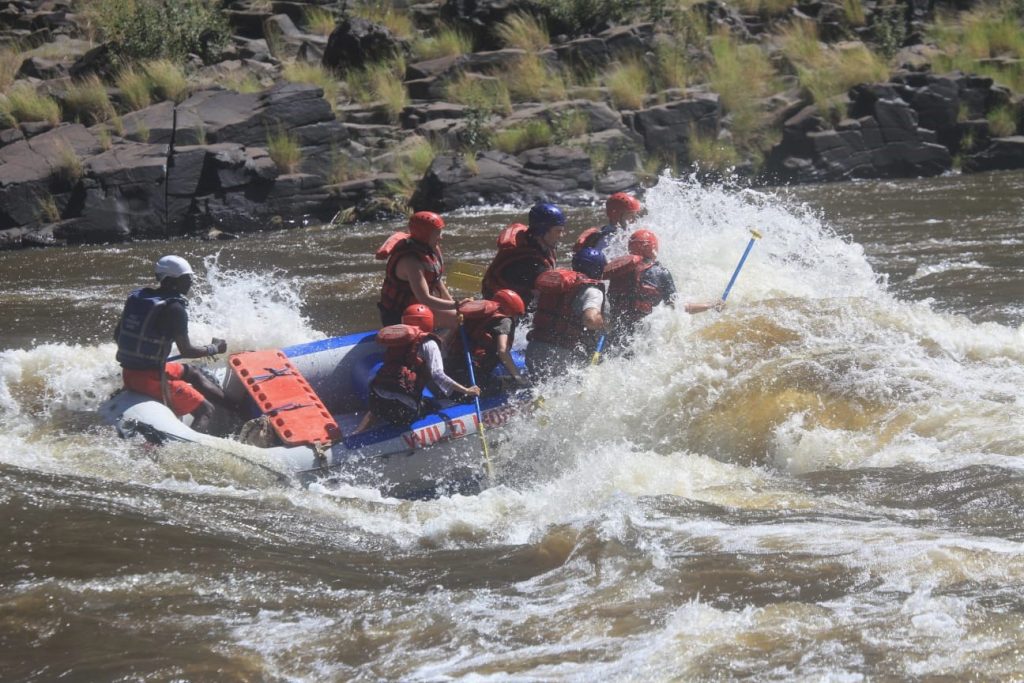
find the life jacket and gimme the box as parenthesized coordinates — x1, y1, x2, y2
(481, 223, 555, 305)
(115, 288, 186, 370)
(371, 325, 442, 400)
(605, 255, 660, 316)
(527, 269, 604, 350)
(450, 299, 507, 375)
(377, 233, 444, 317)
(574, 224, 616, 253)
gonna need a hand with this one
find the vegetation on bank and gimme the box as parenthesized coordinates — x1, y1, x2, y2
(1, 0, 1022, 215)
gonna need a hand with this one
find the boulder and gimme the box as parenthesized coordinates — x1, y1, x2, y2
(631, 94, 721, 160)
(962, 136, 1024, 173)
(411, 145, 593, 211)
(322, 17, 402, 71)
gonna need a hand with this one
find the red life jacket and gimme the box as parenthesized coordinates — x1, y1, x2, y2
(481, 223, 556, 306)
(377, 233, 444, 317)
(528, 269, 604, 349)
(450, 300, 508, 375)
(372, 325, 442, 400)
(605, 254, 660, 316)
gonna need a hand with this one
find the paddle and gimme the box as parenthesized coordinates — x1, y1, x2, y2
(447, 261, 486, 292)
(721, 229, 762, 302)
(458, 324, 494, 480)
(590, 334, 606, 366)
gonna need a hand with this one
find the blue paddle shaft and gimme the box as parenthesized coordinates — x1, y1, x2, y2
(459, 326, 485, 417)
(721, 236, 758, 302)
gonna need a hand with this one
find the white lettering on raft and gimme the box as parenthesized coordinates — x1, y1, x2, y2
(399, 404, 523, 448)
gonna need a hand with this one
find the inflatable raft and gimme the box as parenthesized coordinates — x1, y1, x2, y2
(99, 330, 530, 498)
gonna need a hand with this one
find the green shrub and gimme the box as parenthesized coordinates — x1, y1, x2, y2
(551, 109, 590, 142)
(116, 66, 151, 110)
(843, 0, 866, 27)
(0, 83, 60, 124)
(544, 0, 632, 36)
(63, 75, 114, 124)
(687, 130, 740, 171)
(351, 3, 414, 40)
(495, 12, 550, 51)
(987, 104, 1018, 136)
(87, 0, 228, 65)
(494, 120, 554, 153)
(733, 0, 797, 17)
(654, 41, 691, 90)
(413, 25, 474, 60)
(267, 127, 302, 173)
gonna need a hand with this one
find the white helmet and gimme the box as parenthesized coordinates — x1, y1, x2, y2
(154, 255, 194, 281)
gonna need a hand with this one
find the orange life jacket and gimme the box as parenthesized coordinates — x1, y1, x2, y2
(481, 224, 556, 306)
(377, 234, 444, 317)
(450, 300, 508, 375)
(605, 254, 660, 316)
(372, 325, 442, 400)
(528, 269, 604, 349)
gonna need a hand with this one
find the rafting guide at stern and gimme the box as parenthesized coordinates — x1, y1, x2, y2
(113, 255, 233, 433)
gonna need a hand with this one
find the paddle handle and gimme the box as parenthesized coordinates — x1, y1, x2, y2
(590, 334, 606, 366)
(459, 325, 493, 478)
(721, 229, 762, 302)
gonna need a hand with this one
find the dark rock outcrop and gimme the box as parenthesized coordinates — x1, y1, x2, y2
(411, 145, 593, 211)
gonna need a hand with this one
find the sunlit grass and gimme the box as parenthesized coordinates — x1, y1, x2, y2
(708, 30, 777, 147)
(928, 7, 1024, 92)
(843, 0, 866, 26)
(504, 55, 567, 102)
(413, 24, 474, 60)
(143, 59, 189, 103)
(0, 45, 22, 91)
(494, 120, 554, 153)
(352, 3, 414, 40)
(303, 7, 336, 37)
(781, 22, 888, 115)
(52, 139, 83, 186)
(987, 104, 1018, 136)
(495, 12, 549, 51)
(654, 42, 692, 90)
(732, 0, 797, 16)
(0, 82, 60, 124)
(63, 75, 113, 124)
(282, 61, 339, 113)
(347, 58, 408, 121)
(445, 72, 511, 114)
(605, 58, 650, 110)
(216, 70, 264, 93)
(267, 127, 302, 173)
(116, 66, 151, 110)
(687, 129, 740, 171)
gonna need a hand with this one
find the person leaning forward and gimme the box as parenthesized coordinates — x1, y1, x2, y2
(525, 247, 610, 381)
(376, 211, 467, 330)
(113, 255, 233, 433)
(481, 202, 565, 311)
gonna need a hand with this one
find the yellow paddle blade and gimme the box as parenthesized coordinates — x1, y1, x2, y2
(447, 261, 486, 292)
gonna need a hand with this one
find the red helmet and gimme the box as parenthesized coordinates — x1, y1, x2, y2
(606, 192, 642, 223)
(408, 211, 444, 242)
(401, 303, 434, 332)
(628, 229, 659, 259)
(492, 289, 525, 317)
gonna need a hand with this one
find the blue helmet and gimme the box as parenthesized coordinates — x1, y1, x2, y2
(572, 247, 607, 279)
(527, 203, 566, 235)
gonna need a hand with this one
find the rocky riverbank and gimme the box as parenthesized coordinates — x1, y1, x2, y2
(1, 0, 1022, 249)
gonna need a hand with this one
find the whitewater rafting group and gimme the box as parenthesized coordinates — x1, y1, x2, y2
(114, 193, 722, 434)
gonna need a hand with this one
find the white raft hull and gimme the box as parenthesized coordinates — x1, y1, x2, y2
(100, 331, 528, 498)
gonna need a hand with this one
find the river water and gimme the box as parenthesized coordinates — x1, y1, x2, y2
(1, 170, 1023, 681)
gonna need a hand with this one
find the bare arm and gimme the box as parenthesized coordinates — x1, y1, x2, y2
(396, 256, 455, 311)
(582, 307, 606, 330)
(173, 332, 227, 359)
(494, 333, 525, 381)
(684, 300, 726, 315)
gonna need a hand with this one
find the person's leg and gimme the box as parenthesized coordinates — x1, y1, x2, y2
(189, 399, 216, 433)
